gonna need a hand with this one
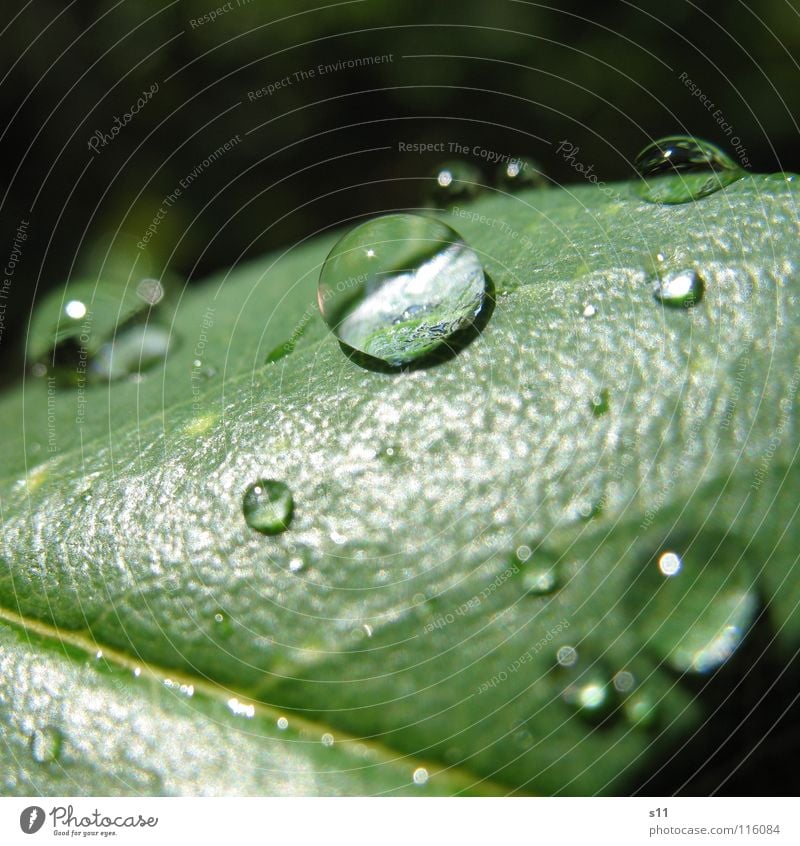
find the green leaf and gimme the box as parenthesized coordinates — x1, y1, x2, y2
(1, 173, 798, 795)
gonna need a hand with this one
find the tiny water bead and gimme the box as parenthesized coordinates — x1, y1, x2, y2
(412, 767, 429, 786)
(428, 160, 483, 207)
(495, 156, 547, 191)
(590, 388, 610, 417)
(517, 545, 561, 595)
(630, 535, 759, 674)
(317, 214, 486, 366)
(321, 733, 335, 748)
(652, 268, 705, 309)
(242, 480, 294, 535)
(29, 727, 63, 764)
(635, 136, 744, 204)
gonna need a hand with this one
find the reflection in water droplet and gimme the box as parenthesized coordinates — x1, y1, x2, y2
(277, 717, 289, 730)
(412, 767, 429, 786)
(495, 156, 546, 191)
(317, 214, 486, 366)
(92, 324, 172, 380)
(632, 534, 759, 674)
(652, 269, 705, 309)
(582, 304, 597, 318)
(242, 479, 293, 535)
(321, 733, 335, 747)
(429, 161, 482, 206)
(65, 300, 87, 320)
(524, 564, 560, 596)
(635, 136, 744, 204)
(30, 727, 62, 764)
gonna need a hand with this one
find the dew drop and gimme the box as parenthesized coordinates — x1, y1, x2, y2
(556, 645, 579, 668)
(277, 717, 289, 731)
(29, 726, 62, 764)
(635, 136, 744, 204)
(624, 693, 659, 728)
(428, 160, 483, 206)
(321, 733, 335, 747)
(582, 304, 597, 318)
(562, 674, 615, 721)
(590, 388, 610, 417)
(242, 479, 293, 535)
(317, 214, 486, 366)
(495, 156, 547, 191)
(631, 534, 759, 674)
(91, 324, 172, 380)
(612, 670, 636, 693)
(412, 767, 429, 786)
(652, 268, 704, 309)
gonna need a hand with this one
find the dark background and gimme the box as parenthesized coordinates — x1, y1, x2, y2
(0, 0, 799, 795)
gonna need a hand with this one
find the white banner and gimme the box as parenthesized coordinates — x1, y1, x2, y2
(0, 797, 795, 845)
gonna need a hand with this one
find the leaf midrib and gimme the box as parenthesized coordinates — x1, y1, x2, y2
(0, 602, 510, 796)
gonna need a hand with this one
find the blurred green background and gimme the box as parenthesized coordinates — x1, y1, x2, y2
(0, 0, 798, 378)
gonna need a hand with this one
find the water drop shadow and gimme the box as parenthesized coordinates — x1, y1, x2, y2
(340, 272, 496, 374)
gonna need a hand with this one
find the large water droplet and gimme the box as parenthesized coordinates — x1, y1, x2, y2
(317, 214, 486, 366)
(652, 268, 705, 308)
(242, 480, 293, 535)
(412, 767, 429, 786)
(495, 156, 547, 191)
(631, 534, 759, 674)
(635, 136, 744, 204)
(428, 161, 483, 206)
(29, 726, 63, 764)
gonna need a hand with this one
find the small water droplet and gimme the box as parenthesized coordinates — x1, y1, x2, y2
(92, 324, 172, 380)
(412, 767, 429, 785)
(242, 479, 293, 535)
(612, 670, 636, 693)
(635, 136, 744, 204)
(582, 304, 597, 318)
(362, 623, 374, 638)
(30, 727, 62, 764)
(289, 558, 305, 573)
(556, 645, 579, 667)
(495, 156, 546, 191)
(321, 733, 335, 747)
(277, 717, 289, 730)
(429, 160, 483, 206)
(562, 674, 615, 721)
(136, 278, 165, 306)
(317, 214, 486, 366)
(632, 533, 759, 674)
(590, 388, 610, 417)
(516, 544, 532, 562)
(624, 693, 659, 728)
(651, 268, 705, 309)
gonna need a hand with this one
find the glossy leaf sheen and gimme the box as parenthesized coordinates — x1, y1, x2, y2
(1, 175, 798, 795)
